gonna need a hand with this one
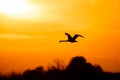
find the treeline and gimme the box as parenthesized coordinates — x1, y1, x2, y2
(0, 56, 120, 80)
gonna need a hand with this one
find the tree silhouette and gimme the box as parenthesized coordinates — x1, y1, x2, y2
(0, 55, 120, 80)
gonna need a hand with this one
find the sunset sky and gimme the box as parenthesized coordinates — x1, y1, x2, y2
(0, 0, 120, 73)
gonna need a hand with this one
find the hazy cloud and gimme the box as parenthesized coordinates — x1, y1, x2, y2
(0, 33, 46, 39)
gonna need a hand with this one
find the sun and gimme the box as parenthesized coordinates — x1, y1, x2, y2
(0, 0, 32, 15)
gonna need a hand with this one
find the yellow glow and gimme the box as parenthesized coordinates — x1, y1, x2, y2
(0, 0, 31, 15)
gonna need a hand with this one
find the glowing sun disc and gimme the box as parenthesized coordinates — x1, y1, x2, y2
(0, 0, 31, 15)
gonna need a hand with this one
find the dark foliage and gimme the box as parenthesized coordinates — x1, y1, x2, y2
(0, 56, 120, 80)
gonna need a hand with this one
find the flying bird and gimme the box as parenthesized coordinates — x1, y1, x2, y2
(59, 33, 84, 43)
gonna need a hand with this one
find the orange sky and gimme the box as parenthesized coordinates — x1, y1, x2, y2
(0, 0, 120, 73)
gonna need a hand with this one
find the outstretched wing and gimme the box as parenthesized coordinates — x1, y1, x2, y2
(65, 33, 72, 40)
(73, 34, 84, 40)
(78, 34, 84, 38)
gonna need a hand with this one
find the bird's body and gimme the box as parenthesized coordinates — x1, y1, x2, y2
(59, 33, 84, 43)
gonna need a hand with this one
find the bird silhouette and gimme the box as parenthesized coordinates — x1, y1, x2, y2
(59, 33, 84, 43)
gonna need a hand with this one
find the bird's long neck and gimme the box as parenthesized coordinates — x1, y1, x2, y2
(59, 40, 68, 42)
